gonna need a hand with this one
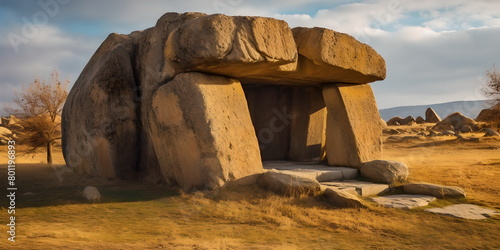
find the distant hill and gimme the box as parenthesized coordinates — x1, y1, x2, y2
(379, 100, 490, 121)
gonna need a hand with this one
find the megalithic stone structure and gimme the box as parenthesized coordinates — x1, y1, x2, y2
(62, 12, 386, 191)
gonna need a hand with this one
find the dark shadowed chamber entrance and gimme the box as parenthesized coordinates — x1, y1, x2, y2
(242, 84, 326, 162)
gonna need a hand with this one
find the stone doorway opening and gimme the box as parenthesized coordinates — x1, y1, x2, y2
(242, 84, 327, 163)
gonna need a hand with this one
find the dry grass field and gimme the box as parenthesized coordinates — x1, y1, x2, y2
(0, 136, 499, 249)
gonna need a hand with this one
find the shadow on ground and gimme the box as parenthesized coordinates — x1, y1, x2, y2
(0, 164, 179, 208)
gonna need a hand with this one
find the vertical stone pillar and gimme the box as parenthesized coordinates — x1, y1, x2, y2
(322, 84, 382, 168)
(149, 72, 263, 191)
(288, 87, 326, 162)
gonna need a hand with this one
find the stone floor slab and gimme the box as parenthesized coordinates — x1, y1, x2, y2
(263, 161, 358, 182)
(425, 204, 499, 220)
(369, 194, 436, 210)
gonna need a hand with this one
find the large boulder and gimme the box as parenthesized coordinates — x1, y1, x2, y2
(62, 33, 139, 178)
(476, 108, 500, 122)
(360, 160, 409, 184)
(289, 27, 386, 84)
(415, 116, 425, 124)
(149, 72, 263, 190)
(403, 183, 466, 199)
(425, 108, 441, 123)
(166, 14, 298, 80)
(323, 84, 383, 168)
(432, 112, 476, 131)
(387, 117, 403, 126)
(400, 116, 415, 126)
(259, 170, 321, 196)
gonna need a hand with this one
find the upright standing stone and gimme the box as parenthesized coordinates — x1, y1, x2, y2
(62, 33, 139, 179)
(322, 84, 382, 168)
(425, 108, 442, 123)
(148, 72, 263, 190)
(288, 87, 326, 162)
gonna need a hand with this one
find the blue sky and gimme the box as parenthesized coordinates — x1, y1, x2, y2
(1, 0, 499, 110)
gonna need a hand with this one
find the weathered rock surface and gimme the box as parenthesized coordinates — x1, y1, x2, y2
(425, 108, 442, 123)
(476, 108, 500, 122)
(460, 125, 473, 133)
(433, 112, 477, 132)
(149, 72, 263, 190)
(62, 12, 387, 190)
(387, 117, 403, 126)
(403, 183, 466, 199)
(483, 128, 500, 137)
(166, 14, 298, 80)
(324, 188, 366, 208)
(323, 84, 383, 168)
(425, 204, 498, 220)
(400, 116, 415, 126)
(259, 170, 321, 196)
(360, 160, 409, 184)
(370, 194, 436, 209)
(415, 116, 425, 124)
(135, 12, 207, 182)
(62, 33, 139, 178)
(289, 27, 386, 84)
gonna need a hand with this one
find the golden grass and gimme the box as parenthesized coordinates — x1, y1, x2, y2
(0, 138, 499, 249)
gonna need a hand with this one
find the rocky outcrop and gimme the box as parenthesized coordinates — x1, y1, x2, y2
(403, 183, 466, 199)
(323, 84, 383, 168)
(415, 116, 425, 124)
(360, 160, 409, 184)
(425, 108, 441, 123)
(387, 117, 403, 126)
(476, 108, 500, 122)
(432, 112, 477, 132)
(400, 116, 415, 126)
(62, 12, 386, 191)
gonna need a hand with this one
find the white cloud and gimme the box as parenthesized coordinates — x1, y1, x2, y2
(1, 0, 499, 109)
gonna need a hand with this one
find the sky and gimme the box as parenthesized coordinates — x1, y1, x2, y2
(1, 0, 499, 110)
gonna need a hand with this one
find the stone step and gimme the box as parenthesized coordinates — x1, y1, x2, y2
(369, 194, 436, 209)
(320, 181, 390, 197)
(263, 161, 358, 182)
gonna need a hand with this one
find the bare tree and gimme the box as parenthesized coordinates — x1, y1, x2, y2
(6, 71, 69, 164)
(482, 65, 500, 110)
